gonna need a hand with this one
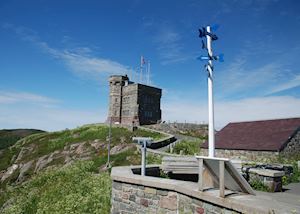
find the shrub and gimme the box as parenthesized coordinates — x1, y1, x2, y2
(172, 139, 202, 155)
(249, 179, 270, 192)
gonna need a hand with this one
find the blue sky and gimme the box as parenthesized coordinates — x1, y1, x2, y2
(1, 0, 300, 131)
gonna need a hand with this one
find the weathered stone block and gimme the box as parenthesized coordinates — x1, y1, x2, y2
(157, 189, 168, 196)
(195, 207, 204, 214)
(129, 194, 135, 202)
(145, 187, 157, 194)
(140, 198, 149, 207)
(192, 198, 203, 207)
(159, 196, 177, 211)
(113, 181, 122, 190)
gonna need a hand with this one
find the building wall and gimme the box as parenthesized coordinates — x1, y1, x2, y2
(199, 149, 279, 161)
(121, 84, 139, 125)
(111, 181, 240, 214)
(200, 130, 300, 161)
(137, 84, 162, 125)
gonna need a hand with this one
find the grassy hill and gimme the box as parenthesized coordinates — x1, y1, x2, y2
(0, 129, 44, 150)
(0, 124, 165, 213)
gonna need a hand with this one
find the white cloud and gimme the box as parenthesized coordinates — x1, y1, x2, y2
(37, 42, 132, 80)
(216, 58, 283, 97)
(154, 26, 190, 65)
(0, 90, 105, 131)
(3, 24, 132, 81)
(0, 105, 106, 131)
(0, 91, 58, 105)
(268, 74, 300, 94)
(163, 95, 300, 130)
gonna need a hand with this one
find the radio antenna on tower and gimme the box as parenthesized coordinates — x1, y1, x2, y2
(147, 60, 151, 85)
(140, 55, 147, 83)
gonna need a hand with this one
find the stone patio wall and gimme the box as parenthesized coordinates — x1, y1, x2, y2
(111, 181, 239, 214)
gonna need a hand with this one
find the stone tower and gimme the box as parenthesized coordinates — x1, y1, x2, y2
(107, 75, 129, 124)
(107, 74, 162, 125)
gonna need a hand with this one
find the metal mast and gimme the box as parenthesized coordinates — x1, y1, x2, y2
(198, 25, 222, 158)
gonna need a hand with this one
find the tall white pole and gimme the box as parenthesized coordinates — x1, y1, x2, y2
(206, 26, 215, 157)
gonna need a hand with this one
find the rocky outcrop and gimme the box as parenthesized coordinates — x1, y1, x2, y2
(17, 160, 34, 183)
(0, 138, 134, 184)
(1, 164, 18, 182)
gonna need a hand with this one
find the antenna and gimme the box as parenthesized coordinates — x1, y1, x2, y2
(147, 60, 151, 85)
(140, 55, 143, 83)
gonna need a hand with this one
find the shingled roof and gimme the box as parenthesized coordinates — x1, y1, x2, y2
(202, 118, 300, 152)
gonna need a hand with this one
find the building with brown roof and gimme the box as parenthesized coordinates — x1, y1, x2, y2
(200, 118, 300, 161)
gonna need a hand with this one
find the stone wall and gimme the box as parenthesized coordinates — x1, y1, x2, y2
(111, 181, 239, 214)
(281, 130, 300, 157)
(199, 149, 279, 161)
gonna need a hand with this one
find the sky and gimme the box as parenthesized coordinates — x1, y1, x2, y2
(1, 0, 300, 131)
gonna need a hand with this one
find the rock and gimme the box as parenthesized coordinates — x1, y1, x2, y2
(49, 150, 60, 159)
(34, 155, 48, 172)
(17, 160, 34, 183)
(15, 147, 31, 163)
(1, 164, 18, 182)
(75, 142, 86, 155)
(64, 156, 72, 164)
(110, 144, 132, 155)
(90, 142, 104, 150)
(0, 170, 5, 180)
(70, 142, 82, 151)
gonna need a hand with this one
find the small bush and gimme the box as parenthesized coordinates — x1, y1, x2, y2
(249, 179, 270, 192)
(147, 153, 162, 164)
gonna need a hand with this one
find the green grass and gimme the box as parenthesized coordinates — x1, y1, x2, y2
(0, 124, 167, 213)
(1, 161, 111, 214)
(171, 139, 203, 155)
(147, 153, 162, 164)
(0, 147, 20, 171)
(133, 129, 166, 141)
(2, 124, 165, 165)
